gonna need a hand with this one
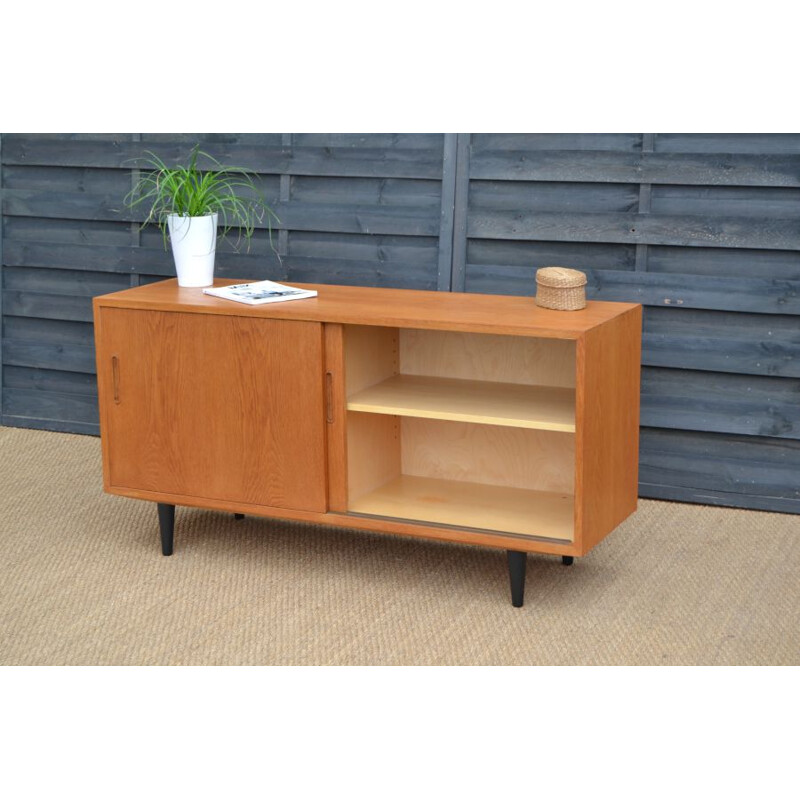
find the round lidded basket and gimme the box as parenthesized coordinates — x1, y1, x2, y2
(535, 266, 587, 311)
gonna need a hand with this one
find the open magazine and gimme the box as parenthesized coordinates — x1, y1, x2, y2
(203, 280, 317, 305)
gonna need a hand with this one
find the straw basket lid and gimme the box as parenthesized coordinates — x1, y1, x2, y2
(536, 266, 587, 288)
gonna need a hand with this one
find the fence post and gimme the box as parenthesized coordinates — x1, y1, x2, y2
(450, 133, 471, 292)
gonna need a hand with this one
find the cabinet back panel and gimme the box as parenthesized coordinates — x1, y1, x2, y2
(400, 329, 576, 388)
(401, 418, 574, 494)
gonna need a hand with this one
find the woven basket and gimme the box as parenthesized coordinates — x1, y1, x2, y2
(535, 267, 587, 310)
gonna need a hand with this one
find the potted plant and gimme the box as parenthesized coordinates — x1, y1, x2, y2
(124, 146, 279, 287)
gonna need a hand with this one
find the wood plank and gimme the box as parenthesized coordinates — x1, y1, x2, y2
(2, 340, 96, 373)
(465, 266, 800, 315)
(348, 374, 576, 431)
(1, 415, 100, 437)
(3, 291, 93, 322)
(3, 215, 134, 246)
(287, 230, 440, 263)
(655, 133, 800, 155)
(291, 175, 441, 208)
(470, 180, 639, 214)
(641, 367, 800, 440)
(467, 210, 800, 250)
(3, 365, 96, 395)
(2, 387, 98, 424)
(290, 134, 442, 149)
(2, 316, 94, 346)
(469, 237, 636, 271)
(450, 134, 471, 292)
(96, 279, 639, 338)
(3, 266, 130, 296)
(1, 138, 444, 178)
(436, 133, 457, 291)
(3, 190, 441, 236)
(647, 244, 800, 280)
(286, 256, 436, 290)
(3, 164, 132, 194)
(651, 184, 800, 218)
(639, 482, 800, 514)
(469, 149, 800, 187)
(349, 474, 575, 541)
(635, 135, 655, 271)
(639, 427, 800, 502)
(6, 242, 422, 288)
(642, 307, 800, 377)
(470, 133, 642, 152)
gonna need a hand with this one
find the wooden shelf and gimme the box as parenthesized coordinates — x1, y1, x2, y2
(349, 474, 574, 541)
(347, 375, 575, 432)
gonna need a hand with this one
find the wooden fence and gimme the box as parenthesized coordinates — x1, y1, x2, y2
(2, 132, 799, 513)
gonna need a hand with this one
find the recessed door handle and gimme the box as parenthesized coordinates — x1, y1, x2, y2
(112, 355, 121, 404)
(325, 371, 334, 423)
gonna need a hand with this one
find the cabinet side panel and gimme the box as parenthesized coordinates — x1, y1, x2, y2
(347, 412, 400, 504)
(344, 325, 398, 395)
(576, 306, 642, 552)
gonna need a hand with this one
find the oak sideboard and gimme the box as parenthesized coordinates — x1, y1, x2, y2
(93, 279, 642, 607)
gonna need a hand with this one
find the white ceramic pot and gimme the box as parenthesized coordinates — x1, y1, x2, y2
(167, 213, 218, 287)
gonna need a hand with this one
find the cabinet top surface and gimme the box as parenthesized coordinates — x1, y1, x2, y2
(94, 279, 640, 338)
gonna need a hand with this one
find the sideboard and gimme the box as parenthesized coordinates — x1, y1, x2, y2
(93, 279, 641, 607)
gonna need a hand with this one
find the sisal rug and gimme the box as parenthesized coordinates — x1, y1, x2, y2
(1, 425, 797, 665)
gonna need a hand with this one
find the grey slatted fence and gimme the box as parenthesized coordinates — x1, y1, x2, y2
(2, 132, 799, 514)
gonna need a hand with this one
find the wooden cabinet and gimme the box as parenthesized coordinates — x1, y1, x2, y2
(94, 280, 641, 606)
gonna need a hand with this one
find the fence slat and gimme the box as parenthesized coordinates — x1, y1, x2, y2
(465, 266, 800, 314)
(470, 149, 800, 187)
(2, 138, 444, 179)
(639, 427, 800, 508)
(467, 210, 800, 251)
(3, 190, 441, 236)
(2, 340, 97, 373)
(641, 368, 800, 439)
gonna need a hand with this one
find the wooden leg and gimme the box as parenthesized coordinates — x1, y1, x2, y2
(234, 513, 245, 521)
(157, 503, 175, 556)
(562, 556, 574, 566)
(507, 550, 527, 608)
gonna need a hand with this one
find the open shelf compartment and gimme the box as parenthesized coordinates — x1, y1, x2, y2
(342, 325, 577, 541)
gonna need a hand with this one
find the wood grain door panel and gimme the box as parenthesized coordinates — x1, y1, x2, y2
(97, 308, 327, 512)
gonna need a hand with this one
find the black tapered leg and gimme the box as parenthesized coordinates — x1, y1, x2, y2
(234, 513, 245, 521)
(562, 556, 574, 566)
(507, 550, 527, 608)
(157, 503, 175, 556)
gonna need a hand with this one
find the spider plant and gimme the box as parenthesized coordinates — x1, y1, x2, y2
(124, 145, 280, 255)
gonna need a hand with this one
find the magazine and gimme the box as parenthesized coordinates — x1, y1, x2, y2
(203, 280, 317, 305)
